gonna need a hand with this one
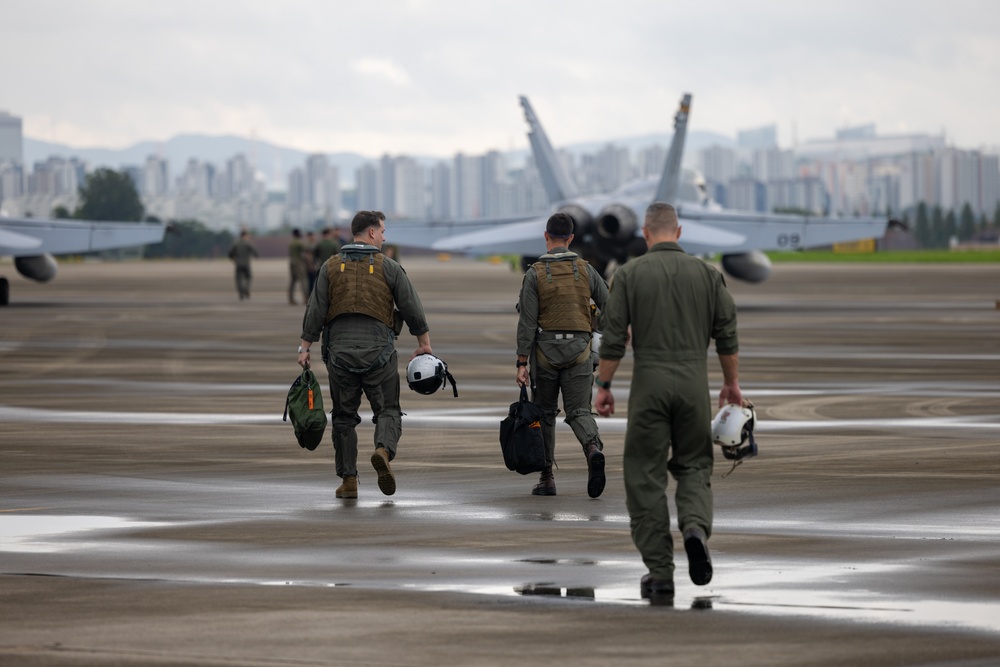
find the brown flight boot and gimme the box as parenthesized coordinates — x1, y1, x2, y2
(370, 447, 396, 496)
(336, 475, 358, 499)
(584, 442, 606, 498)
(531, 466, 556, 496)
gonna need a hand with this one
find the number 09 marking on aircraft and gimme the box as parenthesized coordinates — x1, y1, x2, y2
(777, 234, 801, 248)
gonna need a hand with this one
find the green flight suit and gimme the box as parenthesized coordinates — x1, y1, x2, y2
(288, 238, 309, 304)
(599, 241, 739, 580)
(312, 237, 341, 271)
(517, 247, 609, 465)
(227, 238, 259, 300)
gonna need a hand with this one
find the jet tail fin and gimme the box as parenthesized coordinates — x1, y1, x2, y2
(653, 93, 692, 205)
(520, 96, 578, 204)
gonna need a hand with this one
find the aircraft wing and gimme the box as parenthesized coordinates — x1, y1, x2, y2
(430, 216, 549, 257)
(386, 215, 542, 253)
(675, 207, 889, 255)
(0, 217, 167, 257)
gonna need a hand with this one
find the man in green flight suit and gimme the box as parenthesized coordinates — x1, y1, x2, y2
(227, 229, 259, 300)
(288, 228, 309, 305)
(312, 227, 341, 271)
(595, 202, 742, 604)
(298, 210, 432, 500)
(516, 212, 609, 498)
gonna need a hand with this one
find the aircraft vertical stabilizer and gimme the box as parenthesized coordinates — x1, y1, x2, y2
(520, 96, 578, 204)
(654, 93, 692, 205)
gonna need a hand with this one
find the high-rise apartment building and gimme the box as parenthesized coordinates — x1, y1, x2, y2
(429, 162, 451, 220)
(737, 125, 778, 151)
(143, 155, 170, 197)
(304, 154, 341, 217)
(0, 111, 23, 165)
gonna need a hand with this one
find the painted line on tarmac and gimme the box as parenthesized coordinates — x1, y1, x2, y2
(2, 405, 1000, 432)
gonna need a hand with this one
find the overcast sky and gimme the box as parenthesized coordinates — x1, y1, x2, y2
(3, 0, 998, 158)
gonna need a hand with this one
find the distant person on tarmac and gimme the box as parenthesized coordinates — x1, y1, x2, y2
(312, 227, 340, 273)
(288, 228, 309, 305)
(595, 201, 742, 605)
(305, 230, 319, 295)
(227, 229, 259, 301)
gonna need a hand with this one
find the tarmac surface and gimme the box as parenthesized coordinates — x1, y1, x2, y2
(1, 254, 999, 666)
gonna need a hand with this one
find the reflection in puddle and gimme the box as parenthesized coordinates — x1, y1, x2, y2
(516, 584, 596, 600)
(517, 558, 597, 566)
(691, 596, 714, 610)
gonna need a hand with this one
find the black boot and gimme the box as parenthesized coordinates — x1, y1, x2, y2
(584, 442, 606, 498)
(531, 466, 556, 496)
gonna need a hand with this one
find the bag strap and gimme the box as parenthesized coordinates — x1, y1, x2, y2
(519, 384, 530, 403)
(283, 368, 317, 422)
(283, 374, 303, 422)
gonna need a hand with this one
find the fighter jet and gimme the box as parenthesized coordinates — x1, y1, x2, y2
(388, 94, 890, 283)
(0, 215, 166, 305)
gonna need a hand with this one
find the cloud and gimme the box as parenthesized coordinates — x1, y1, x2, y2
(349, 58, 413, 88)
(3, 0, 1000, 155)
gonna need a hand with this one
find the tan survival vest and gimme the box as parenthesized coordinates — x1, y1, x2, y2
(325, 252, 395, 328)
(533, 255, 593, 332)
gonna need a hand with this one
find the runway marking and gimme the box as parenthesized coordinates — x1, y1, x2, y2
(3, 378, 999, 400)
(2, 405, 1000, 432)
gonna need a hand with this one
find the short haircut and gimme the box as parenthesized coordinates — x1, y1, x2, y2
(545, 212, 574, 238)
(292, 228, 302, 238)
(645, 202, 679, 234)
(350, 210, 382, 236)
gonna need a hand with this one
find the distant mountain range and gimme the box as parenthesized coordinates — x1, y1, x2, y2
(24, 130, 736, 189)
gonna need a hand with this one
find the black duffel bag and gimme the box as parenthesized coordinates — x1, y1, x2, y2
(499, 385, 546, 475)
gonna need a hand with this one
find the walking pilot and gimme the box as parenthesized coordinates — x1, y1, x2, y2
(515, 212, 610, 498)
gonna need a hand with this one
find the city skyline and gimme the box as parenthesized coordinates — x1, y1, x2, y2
(2, 1, 998, 158)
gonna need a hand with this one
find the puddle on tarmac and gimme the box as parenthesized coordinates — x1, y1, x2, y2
(4, 515, 998, 635)
(0, 515, 167, 553)
(517, 558, 598, 566)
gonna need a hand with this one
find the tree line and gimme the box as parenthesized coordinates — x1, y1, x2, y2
(904, 202, 998, 249)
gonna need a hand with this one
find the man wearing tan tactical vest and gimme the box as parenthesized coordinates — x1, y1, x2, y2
(516, 213, 609, 498)
(297, 210, 432, 499)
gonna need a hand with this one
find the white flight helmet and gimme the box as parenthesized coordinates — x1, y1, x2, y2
(711, 402, 758, 463)
(406, 353, 458, 397)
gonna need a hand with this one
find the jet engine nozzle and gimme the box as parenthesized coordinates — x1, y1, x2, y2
(15, 254, 58, 283)
(720, 251, 772, 284)
(595, 204, 638, 242)
(556, 204, 595, 237)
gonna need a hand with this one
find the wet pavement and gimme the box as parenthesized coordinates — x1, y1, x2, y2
(2, 256, 999, 666)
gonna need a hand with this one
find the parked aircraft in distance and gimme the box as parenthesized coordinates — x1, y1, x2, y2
(387, 94, 890, 283)
(0, 216, 166, 305)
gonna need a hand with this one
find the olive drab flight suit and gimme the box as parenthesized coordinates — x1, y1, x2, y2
(517, 247, 609, 465)
(288, 236, 309, 304)
(312, 236, 341, 272)
(599, 241, 739, 581)
(299, 244, 429, 480)
(227, 237, 259, 300)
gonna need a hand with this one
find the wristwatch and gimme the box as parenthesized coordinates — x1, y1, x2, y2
(298, 346, 310, 354)
(516, 360, 528, 368)
(594, 377, 611, 389)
